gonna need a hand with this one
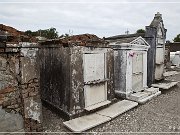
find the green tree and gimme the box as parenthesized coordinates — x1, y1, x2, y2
(25, 30, 38, 37)
(64, 33, 69, 38)
(136, 29, 145, 34)
(25, 27, 59, 39)
(173, 34, 180, 42)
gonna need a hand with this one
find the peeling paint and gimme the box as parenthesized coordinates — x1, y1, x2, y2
(72, 69, 77, 75)
(40, 44, 114, 118)
(25, 98, 42, 122)
(26, 99, 41, 122)
(110, 37, 149, 98)
(21, 48, 38, 63)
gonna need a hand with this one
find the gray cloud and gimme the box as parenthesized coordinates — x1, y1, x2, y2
(0, 0, 180, 40)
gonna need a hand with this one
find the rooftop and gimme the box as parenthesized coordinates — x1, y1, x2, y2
(41, 34, 108, 47)
(105, 33, 145, 43)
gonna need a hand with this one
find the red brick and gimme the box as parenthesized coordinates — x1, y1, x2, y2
(0, 94, 5, 98)
(0, 96, 4, 105)
(0, 86, 15, 94)
(0, 98, 4, 105)
(2, 100, 11, 107)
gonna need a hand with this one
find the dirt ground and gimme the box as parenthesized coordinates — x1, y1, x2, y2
(42, 72, 180, 134)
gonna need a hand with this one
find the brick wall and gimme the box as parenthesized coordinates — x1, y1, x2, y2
(0, 53, 22, 114)
(0, 43, 42, 133)
(20, 46, 42, 132)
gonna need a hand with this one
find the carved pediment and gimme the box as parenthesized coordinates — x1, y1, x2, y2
(130, 36, 149, 46)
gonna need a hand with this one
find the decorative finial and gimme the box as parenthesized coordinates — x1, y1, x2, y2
(125, 29, 129, 35)
(155, 12, 162, 18)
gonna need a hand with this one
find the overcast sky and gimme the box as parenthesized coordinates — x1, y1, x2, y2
(0, 0, 180, 41)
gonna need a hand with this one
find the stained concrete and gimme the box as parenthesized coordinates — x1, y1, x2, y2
(152, 80, 178, 89)
(63, 113, 111, 132)
(128, 92, 151, 101)
(138, 91, 161, 104)
(144, 87, 159, 94)
(0, 107, 24, 132)
(163, 71, 179, 77)
(127, 87, 161, 104)
(63, 100, 138, 132)
(96, 100, 138, 119)
(85, 100, 111, 111)
(42, 72, 180, 133)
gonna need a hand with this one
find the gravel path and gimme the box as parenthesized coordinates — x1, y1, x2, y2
(42, 73, 180, 134)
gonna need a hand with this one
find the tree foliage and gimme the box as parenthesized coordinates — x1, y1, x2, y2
(173, 34, 180, 42)
(136, 29, 145, 34)
(25, 27, 59, 39)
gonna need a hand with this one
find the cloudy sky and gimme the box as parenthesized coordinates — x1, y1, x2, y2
(0, 0, 180, 41)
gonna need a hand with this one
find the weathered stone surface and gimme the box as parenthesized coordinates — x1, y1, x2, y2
(138, 91, 161, 104)
(152, 80, 178, 89)
(0, 57, 7, 68)
(163, 71, 179, 77)
(2, 100, 11, 107)
(144, 87, 159, 94)
(85, 100, 111, 111)
(127, 89, 161, 104)
(0, 54, 20, 113)
(7, 104, 19, 109)
(0, 107, 24, 132)
(40, 46, 72, 116)
(0, 46, 42, 132)
(22, 92, 28, 99)
(28, 90, 38, 97)
(96, 100, 138, 119)
(63, 113, 111, 132)
(21, 84, 28, 90)
(146, 27, 157, 87)
(24, 118, 42, 132)
(64, 100, 138, 132)
(0, 99, 3, 105)
(0, 86, 15, 94)
(20, 48, 39, 84)
(0, 94, 5, 98)
(128, 92, 151, 101)
(24, 96, 42, 123)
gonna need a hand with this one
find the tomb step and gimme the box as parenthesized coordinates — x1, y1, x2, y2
(96, 100, 138, 119)
(63, 100, 138, 132)
(163, 71, 179, 77)
(127, 90, 161, 104)
(85, 100, 111, 111)
(144, 87, 159, 94)
(128, 91, 151, 101)
(63, 112, 111, 132)
(152, 80, 178, 89)
(138, 91, 161, 104)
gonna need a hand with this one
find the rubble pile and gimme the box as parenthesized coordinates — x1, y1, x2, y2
(0, 24, 37, 42)
(0, 24, 106, 46)
(42, 34, 107, 46)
